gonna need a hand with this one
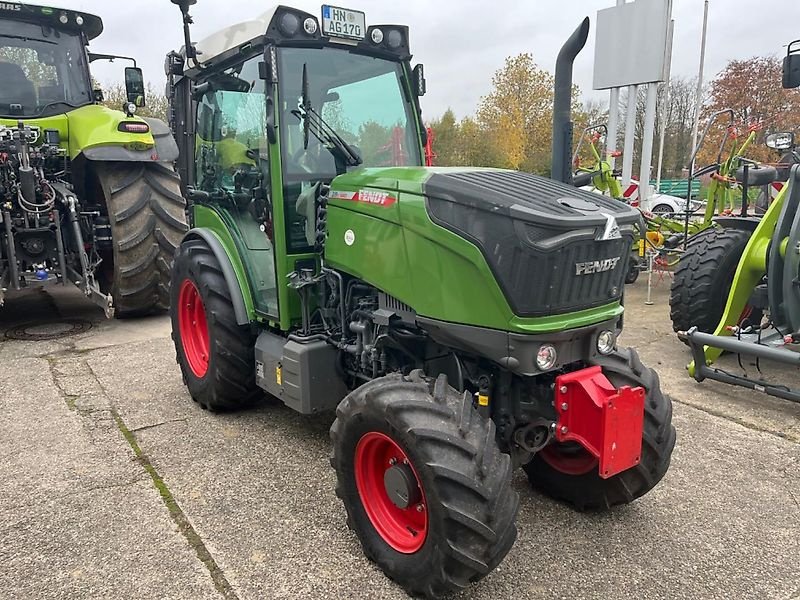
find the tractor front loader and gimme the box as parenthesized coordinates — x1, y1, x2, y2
(166, 3, 675, 597)
(0, 3, 188, 317)
(676, 40, 800, 404)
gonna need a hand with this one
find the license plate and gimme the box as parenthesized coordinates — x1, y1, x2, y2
(321, 5, 365, 40)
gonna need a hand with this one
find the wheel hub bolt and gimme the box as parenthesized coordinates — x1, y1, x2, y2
(559, 385, 568, 394)
(388, 457, 397, 466)
(416, 503, 425, 513)
(560, 425, 569, 434)
(561, 402, 568, 411)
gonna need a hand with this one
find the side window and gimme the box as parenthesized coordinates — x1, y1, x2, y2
(195, 57, 268, 194)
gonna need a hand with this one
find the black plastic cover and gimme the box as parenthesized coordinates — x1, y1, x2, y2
(424, 170, 638, 318)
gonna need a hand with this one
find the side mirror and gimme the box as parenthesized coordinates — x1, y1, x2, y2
(412, 64, 426, 97)
(783, 40, 800, 89)
(766, 131, 795, 150)
(124, 67, 146, 107)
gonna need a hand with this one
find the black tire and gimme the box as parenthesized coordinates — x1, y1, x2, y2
(331, 371, 518, 599)
(651, 203, 674, 215)
(170, 238, 261, 411)
(625, 254, 640, 284)
(669, 227, 751, 334)
(97, 162, 188, 317)
(523, 348, 675, 511)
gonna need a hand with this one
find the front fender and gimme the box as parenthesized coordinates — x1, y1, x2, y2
(182, 228, 252, 326)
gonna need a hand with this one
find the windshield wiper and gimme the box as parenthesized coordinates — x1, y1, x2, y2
(291, 63, 362, 171)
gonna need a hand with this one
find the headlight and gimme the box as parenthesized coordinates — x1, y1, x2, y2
(536, 344, 558, 370)
(597, 330, 616, 355)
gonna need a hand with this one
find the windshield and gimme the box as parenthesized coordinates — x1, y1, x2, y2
(0, 22, 92, 117)
(278, 47, 422, 179)
(277, 47, 422, 253)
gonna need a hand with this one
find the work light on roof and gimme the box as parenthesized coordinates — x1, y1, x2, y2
(370, 28, 383, 44)
(303, 17, 318, 35)
(279, 12, 301, 37)
(59, 13, 68, 24)
(76, 15, 84, 25)
(386, 29, 403, 49)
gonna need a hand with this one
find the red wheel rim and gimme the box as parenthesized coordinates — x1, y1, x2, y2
(177, 279, 210, 378)
(540, 443, 598, 476)
(354, 432, 428, 553)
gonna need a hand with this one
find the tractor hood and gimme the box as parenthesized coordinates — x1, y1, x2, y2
(325, 166, 638, 328)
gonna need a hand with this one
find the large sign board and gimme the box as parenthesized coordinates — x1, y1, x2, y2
(593, 0, 672, 90)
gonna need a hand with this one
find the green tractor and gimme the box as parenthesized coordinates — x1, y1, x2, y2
(167, 3, 675, 596)
(675, 40, 800, 404)
(0, 3, 187, 317)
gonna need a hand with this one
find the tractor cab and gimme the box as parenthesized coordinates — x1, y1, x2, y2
(0, 4, 100, 118)
(168, 4, 427, 326)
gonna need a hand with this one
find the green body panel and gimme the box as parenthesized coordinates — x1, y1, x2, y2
(323, 166, 623, 333)
(0, 104, 154, 159)
(193, 204, 278, 321)
(688, 181, 789, 376)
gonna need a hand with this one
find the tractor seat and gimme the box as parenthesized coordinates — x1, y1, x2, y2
(735, 164, 777, 187)
(0, 62, 37, 111)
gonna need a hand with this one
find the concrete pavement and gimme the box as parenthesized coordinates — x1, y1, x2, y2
(0, 282, 798, 599)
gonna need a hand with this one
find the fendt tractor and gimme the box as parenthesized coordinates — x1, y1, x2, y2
(166, 2, 676, 597)
(0, 3, 187, 317)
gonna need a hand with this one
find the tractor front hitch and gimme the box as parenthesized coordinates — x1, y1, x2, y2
(552, 366, 645, 478)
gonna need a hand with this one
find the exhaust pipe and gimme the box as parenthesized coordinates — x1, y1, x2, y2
(551, 17, 590, 184)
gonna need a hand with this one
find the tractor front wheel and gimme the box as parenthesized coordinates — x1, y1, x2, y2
(331, 371, 518, 599)
(523, 348, 675, 511)
(170, 238, 261, 411)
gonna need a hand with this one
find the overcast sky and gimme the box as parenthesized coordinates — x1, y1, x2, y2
(48, 0, 799, 118)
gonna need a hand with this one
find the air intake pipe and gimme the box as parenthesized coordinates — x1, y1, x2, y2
(551, 17, 590, 184)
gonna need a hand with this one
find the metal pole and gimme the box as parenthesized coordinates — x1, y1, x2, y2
(622, 84, 638, 186)
(645, 251, 654, 305)
(608, 87, 620, 169)
(639, 83, 659, 202)
(655, 19, 675, 189)
(689, 0, 710, 159)
(606, 0, 626, 170)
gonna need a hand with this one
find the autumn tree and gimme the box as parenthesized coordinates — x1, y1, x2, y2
(699, 56, 800, 165)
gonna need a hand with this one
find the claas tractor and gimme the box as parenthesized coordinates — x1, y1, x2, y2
(166, 3, 675, 597)
(0, 3, 187, 317)
(674, 40, 800, 404)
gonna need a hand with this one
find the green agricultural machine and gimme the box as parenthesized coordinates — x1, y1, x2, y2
(673, 40, 800, 404)
(0, 3, 187, 317)
(167, 3, 675, 596)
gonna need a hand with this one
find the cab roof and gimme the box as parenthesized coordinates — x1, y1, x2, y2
(193, 6, 279, 66)
(0, 2, 103, 41)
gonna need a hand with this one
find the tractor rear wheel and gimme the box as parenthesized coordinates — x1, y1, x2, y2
(523, 348, 675, 511)
(97, 162, 188, 317)
(170, 238, 261, 411)
(331, 371, 518, 599)
(669, 227, 751, 334)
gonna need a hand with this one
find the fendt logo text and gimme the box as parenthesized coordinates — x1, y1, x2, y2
(575, 257, 621, 276)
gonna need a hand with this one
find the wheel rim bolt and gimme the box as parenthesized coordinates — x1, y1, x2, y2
(416, 504, 424, 513)
(561, 402, 568, 411)
(559, 385, 568, 394)
(560, 426, 568, 434)
(388, 458, 397, 466)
